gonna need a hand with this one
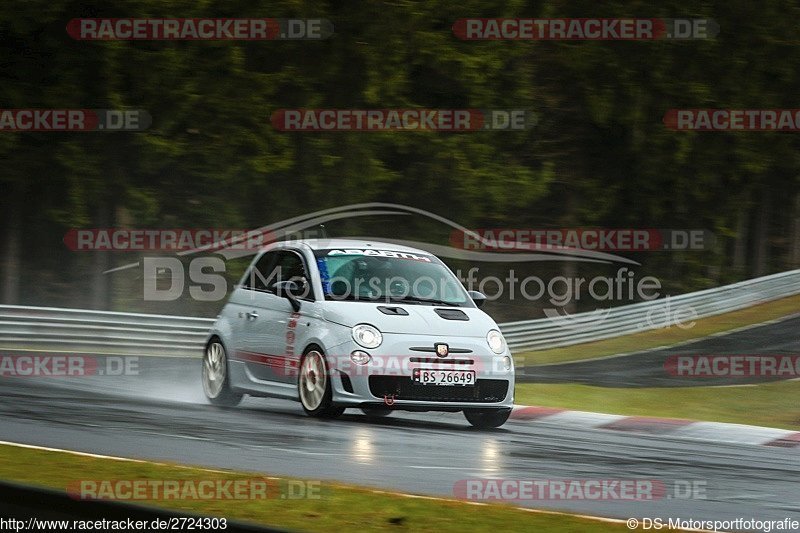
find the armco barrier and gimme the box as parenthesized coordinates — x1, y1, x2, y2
(501, 269, 800, 351)
(0, 270, 798, 356)
(0, 305, 213, 357)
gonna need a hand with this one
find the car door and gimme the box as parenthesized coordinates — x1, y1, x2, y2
(230, 250, 283, 383)
(224, 251, 276, 360)
(238, 248, 313, 384)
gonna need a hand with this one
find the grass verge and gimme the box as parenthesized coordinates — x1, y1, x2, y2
(515, 380, 800, 431)
(515, 294, 800, 366)
(0, 444, 630, 532)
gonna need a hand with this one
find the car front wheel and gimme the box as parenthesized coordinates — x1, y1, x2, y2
(298, 348, 344, 418)
(463, 408, 511, 428)
(202, 340, 243, 407)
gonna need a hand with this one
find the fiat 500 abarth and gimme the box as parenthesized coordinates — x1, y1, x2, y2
(202, 239, 515, 428)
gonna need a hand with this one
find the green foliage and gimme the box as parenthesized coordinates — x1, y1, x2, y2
(1, 0, 799, 309)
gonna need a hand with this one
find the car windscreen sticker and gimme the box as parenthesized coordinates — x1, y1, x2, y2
(326, 249, 432, 262)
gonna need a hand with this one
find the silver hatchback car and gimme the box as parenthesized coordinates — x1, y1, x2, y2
(202, 239, 515, 428)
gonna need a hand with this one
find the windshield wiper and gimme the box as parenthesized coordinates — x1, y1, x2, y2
(325, 293, 382, 302)
(389, 295, 462, 307)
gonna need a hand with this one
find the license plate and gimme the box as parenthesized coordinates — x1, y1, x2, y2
(412, 369, 475, 386)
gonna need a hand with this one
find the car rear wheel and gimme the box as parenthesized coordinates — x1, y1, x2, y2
(463, 408, 511, 428)
(298, 349, 344, 418)
(202, 340, 243, 407)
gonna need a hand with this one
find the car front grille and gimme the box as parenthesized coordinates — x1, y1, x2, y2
(368, 376, 508, 403)
(408, 357, 474, 365)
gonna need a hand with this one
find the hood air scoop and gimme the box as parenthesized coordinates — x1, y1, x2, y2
(377, 306, 410, 316)
(434, 308, 469, 321)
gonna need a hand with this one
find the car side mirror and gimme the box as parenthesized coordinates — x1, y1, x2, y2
(467, 290, 486, 308)
(271, 281, 302, 311)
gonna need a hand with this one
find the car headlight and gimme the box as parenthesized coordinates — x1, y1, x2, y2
(487, 329, 505, 354)
(352, 324, 383, 349)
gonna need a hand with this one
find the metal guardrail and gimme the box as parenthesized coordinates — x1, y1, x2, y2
(0, 305, 213, 357)
(501, 269, 800, 351)
(0, 270, 798, 357)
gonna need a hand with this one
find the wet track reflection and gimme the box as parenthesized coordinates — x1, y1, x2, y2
(0, 356, 798, 524)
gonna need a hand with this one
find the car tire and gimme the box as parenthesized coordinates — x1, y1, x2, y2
(202, 339, 243, 407)
(463, 408, 511, 429)
(360, 407, 392, 418)
(298, 348, 344, 418)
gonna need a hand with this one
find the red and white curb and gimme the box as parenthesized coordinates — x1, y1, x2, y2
(510, 405, 800, 448)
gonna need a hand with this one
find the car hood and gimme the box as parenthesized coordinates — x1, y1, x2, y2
(321, 301, 498, 337)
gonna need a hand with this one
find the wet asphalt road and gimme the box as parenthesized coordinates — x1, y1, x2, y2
(0, 356, 798, 529)
(521, 314, 800, 387)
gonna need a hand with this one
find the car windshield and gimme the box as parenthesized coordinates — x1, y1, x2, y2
(313, 248, 471, 306)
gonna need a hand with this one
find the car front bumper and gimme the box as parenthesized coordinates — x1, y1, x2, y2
(327, 335, 515, 410)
